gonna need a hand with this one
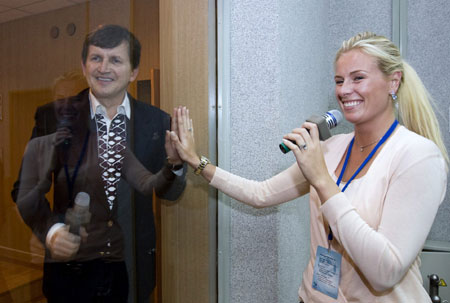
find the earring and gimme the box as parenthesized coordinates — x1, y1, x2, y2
(390, 91, 398, 101)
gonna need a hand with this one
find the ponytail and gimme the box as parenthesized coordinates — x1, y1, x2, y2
(398, 61, 449, 166)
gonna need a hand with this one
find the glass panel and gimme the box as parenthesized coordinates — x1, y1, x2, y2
(0, 1, 213, 302)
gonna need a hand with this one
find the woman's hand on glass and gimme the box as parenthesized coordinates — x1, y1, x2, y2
(165, 117, 183, 166)
(169, 106, 201, 169)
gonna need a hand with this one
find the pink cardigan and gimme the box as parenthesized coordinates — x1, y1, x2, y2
(211, 126, 447, 302)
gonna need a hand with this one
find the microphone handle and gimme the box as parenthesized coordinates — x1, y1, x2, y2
(306, 114, 332, 141)
(65, 206, 91, 235)
(69, 222, 81, 235)
(63, 138, 71, 148)
(279, 115, 331, 154)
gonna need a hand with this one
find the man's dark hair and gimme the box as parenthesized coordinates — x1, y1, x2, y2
(81, 24, 141, 70)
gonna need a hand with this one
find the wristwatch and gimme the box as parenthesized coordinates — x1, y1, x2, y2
(194, 156, 210, 175)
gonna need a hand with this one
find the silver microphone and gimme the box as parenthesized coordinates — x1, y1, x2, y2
(65, 192, 91, 235)
(279, 110, 343, 153)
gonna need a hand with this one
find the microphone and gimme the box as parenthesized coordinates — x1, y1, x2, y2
(57, 117, 73, 147)
(279, 109, 343, 154)
(65, 192, 91, 235)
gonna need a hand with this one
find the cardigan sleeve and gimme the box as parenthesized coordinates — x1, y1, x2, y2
(16, 138, 59, 244)
(321, 140, 447, 292)
(210, 162, 310, 208)
(122, 148, 183, 197)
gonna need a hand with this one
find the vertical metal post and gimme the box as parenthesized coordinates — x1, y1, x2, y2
(208, 0, 218, 302)
(392, 0, 408, 56)
(217, 0, 232, 302)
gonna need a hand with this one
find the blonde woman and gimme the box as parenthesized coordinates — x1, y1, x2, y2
(171, 32, 448, 302)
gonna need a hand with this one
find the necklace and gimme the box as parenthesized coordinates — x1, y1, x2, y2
(357, 138, 380, 152)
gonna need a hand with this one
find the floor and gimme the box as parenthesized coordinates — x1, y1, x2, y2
(0, 256, 45, 302)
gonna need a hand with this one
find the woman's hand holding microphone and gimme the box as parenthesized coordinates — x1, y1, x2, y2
(282, 122, 340, 203)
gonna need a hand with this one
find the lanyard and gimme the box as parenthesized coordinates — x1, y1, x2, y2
(328, 120, 399, 247)
(64, 131, 90, 202)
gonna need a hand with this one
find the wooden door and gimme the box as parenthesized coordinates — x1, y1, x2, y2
(0, 89, 52, 302)
(160, 0, 214, 302)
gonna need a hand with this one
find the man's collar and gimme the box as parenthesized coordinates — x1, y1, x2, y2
(89, 89, 131, 119)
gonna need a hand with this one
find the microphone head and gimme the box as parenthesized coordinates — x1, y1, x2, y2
(67, 192, 91, 234)
(323, 109, 343, 129)
(74, 191, 90, 208)
(57, 117, 73, 130)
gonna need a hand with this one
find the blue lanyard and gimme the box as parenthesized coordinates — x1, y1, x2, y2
(328, 120, 399, 245)
(64, 130, 90, 202)
(336, 120, 399, 190)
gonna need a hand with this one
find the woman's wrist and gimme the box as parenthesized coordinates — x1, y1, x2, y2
(194, 156, 211, 175)
(313, 177, 340, 204)
(187, 154, 201, 169)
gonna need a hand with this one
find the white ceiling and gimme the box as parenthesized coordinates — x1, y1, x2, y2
(0, 0, 89, 24)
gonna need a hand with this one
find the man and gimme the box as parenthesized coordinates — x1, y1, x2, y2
(14, 24, 186, 302)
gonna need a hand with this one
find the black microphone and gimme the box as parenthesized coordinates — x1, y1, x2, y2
(65, 192, 91, 235)
(279, 110, 343, 154)
(57, 117, 73, 147)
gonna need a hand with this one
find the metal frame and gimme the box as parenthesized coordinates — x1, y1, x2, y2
(392, 0, 408, 56)
(216, 0, 232, 302)
(208, 0, 218, 302)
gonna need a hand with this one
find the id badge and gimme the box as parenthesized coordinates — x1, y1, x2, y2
(312, 245, 342, 299)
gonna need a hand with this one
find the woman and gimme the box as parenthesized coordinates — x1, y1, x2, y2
(170, 32, 448, 302)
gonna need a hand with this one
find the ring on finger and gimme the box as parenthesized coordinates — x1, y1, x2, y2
(299, 143, 307, 150)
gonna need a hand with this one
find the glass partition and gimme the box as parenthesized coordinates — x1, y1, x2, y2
(0, 1, 214, 302)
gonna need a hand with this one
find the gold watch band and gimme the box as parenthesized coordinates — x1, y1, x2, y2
(194, 156, 210, 175)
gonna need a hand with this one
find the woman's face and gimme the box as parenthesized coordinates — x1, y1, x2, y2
(54, 80, 86, 128)
(334, 49, 396, 128)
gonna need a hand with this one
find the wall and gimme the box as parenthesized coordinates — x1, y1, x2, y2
(227, 1, 282, 301)
(225, 0, 330, 302)
(407, 0, 450, 242)
(326, 0, 393, 133)
(277, 1, 329, 301)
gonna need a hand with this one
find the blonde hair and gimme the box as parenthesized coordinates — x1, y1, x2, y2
(335, 32, 449, 166)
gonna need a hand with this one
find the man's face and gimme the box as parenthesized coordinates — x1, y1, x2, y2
(81, 41, 138, 106)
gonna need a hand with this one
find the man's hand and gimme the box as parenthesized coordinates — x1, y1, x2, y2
(165, 112, 183, 166)
(47, 225, 81, 261)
